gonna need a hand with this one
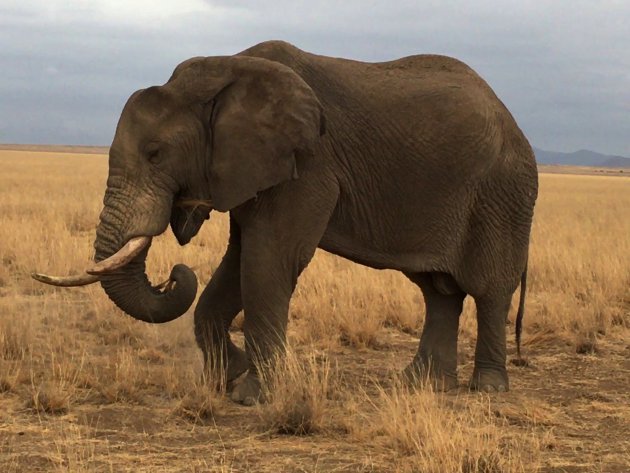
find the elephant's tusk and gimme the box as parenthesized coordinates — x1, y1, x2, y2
(31, 272, 100, 287)
(87, 236, 151, 275)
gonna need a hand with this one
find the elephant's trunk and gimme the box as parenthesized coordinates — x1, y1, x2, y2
(93, 194, 197, 324)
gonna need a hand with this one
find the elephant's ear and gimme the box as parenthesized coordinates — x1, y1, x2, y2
(202, 58, 325, 211)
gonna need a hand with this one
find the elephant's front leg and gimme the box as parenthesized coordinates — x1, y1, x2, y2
(228, 174, 339, 405)
(229, 230, 307, 405)
(194, 220, 248, 387)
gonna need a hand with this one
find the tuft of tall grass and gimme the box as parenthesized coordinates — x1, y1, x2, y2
(256, 350, 337, 435)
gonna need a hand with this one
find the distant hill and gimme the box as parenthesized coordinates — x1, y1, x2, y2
(0, 144, 108, 154)
(534, 147, 630, 168)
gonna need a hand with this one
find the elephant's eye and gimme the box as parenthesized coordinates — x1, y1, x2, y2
(146, 146, 161, 164)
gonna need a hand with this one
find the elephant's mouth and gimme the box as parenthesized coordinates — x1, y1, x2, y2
(170, 198, 213, 245)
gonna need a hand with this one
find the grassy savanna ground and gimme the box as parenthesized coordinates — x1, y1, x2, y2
(0, 149, 628, 472)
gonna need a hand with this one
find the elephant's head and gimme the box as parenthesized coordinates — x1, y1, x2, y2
(33, 56, 325, 323)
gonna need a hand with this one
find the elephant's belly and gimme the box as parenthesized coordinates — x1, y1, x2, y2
(318, 229, 446, 273)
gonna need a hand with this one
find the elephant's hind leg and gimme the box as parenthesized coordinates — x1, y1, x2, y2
(402, 272, 465, 391)
(194, 218, 248, 387)
(470, 293, 512, 392)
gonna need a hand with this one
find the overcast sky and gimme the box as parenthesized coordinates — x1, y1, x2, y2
(1, 0, 628, 156)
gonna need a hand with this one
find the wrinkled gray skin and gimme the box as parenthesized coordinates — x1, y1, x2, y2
(94, 40, 538, 404)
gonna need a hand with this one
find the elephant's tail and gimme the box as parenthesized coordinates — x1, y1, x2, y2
(515, 261, 528, 360)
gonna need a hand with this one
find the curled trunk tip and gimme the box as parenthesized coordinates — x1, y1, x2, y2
(99, 263, 198, 324)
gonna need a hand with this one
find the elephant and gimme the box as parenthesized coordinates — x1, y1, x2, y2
(34, 40, 538, 405)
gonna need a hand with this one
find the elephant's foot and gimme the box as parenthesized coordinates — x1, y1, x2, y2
(469, 367, 509, 392)
(201, 340, 249, 391)
(401, 360, 458, 392)
(226, 344, 249, 384)
(230, 372, 265, 406)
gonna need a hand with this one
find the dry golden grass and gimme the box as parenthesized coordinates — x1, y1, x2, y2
(364, 386, 540, 473)
(0, 149, 629, 472)
(256, 350, 336, 435)
(527, 174, 630, 347)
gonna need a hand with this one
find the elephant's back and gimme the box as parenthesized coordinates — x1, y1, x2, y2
(239, 41, 532, 170)
(239, 42, 496, 116)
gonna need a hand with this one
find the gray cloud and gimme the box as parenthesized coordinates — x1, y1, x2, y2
(1, 0, 628, 155)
